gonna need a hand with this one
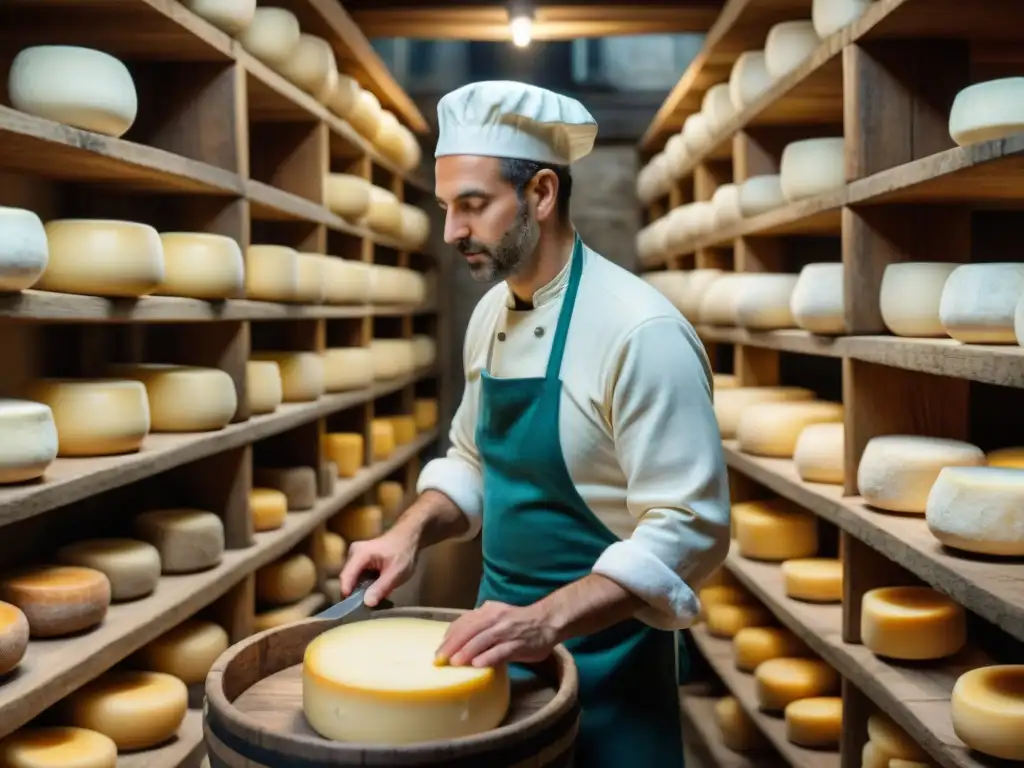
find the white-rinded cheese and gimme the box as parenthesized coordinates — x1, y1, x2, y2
(730, 50, 773, 111)
(736, 400, 844, 458)
(66, 670, 187, 751)
(25, 379, 149, 457)
(348, 88, 384, 138)
(323, 433, 364, 478)
(370, 339, 417, 379)
(714, 386, 815, 439)
(711, 184, 742, 228)
(987, 447, 1024, 468)
(791, 262, 845, 334)
(880, 262, 961, 337)
(705, 602, 774, 638)
(330, 504, 384, 542)
(323, 257, 371, 304)
(55, 538, 160, 602)
(395, 124, 422, 174)
(0, 726, 117, 768)
(733, 626, 809, 672)
(0, 565, 110, 638)
(321, 530, 347, 573)
(678, 268, 723, 322)
(238, 7, 300, 65)
(136, 619, 229, 685)
(182, 0, 256, 34)
(951, 665, 1024, 761)
(38, 219, 163, 297)
(374, 110, 407, 163)
(785, 696, 842, 748)
(154, 232, 244, 300)
(106, 363, 237, 432)
(755, 658, 839, 712)
(949, 78, 1024, 147)
(323, 347, 374, 391)
(362, 186, 404, 237)
(133, 509, 224, 574)
(371, 418, 396, 461)
(0, 601, 29, 675)
(8, 46, 138, 138)
(780, 137, 846, 202)
(857, 435, 985, 514)
(867, 712, 927, 761)
(813, 0, 873, 37)
(249, 487, 288, 531)
(254, 466, 317, 510)
(414, 398, 438, 430)
(250, 351, 325, 402)
(325, 174, 372, 220)
(295, 253, 328, 304)
(247, 360, 283, 415)
(413, 335, 436, 368)
(713, 696, 768, 752)
(256, 553, 316, 605)
(925, 466, 1024, 557)
(0, 400, 58, 485)
(939, 262, 1024, 344)
(794, 422, 845, 485)
(734, 498, 819, 560)
(303, 617, 511, 743)
(277, 34, 337, 102)
(698, 273, 753, 326)
(329, 74, 360, 118)
(702, 83, 735, 132)
(739, 175, 786, 217)
(0, 206, 48, 292)
(764, 21, 821, 79)
(781, 558, 842, 602)
(665, 133, 688, 178)
(861, 586, 966, 660)
(377, 480, 406, 524)
(735, 273, 800, 330)
(398, 205, 431, 251)
(245, 245, 299, 303)
(683, 113, 712, 154)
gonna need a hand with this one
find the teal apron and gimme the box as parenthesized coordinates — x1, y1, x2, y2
(475, 235, 686, 767)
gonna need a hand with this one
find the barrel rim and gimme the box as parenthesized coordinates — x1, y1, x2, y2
(205, 605, 580, 757)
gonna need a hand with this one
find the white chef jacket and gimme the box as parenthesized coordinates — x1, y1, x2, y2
(417, 241, 731, 630)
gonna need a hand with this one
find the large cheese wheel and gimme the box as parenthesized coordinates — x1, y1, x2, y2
(785, 696, 842, 748)
(321, 531, 347, 573)
(867, 712, 928, 761)
(330, 504, 383, 542)
(0, 565, 110, 638)
(329, 74, 361, 118)
(698, 273, 754, 326)
(857, 435, 985, 514)
(880, 262, 960, 337)
(398, 205, 431, 251)
(363, 187, 404, 237)
(414, 398, 438, 431)
(664, 133, 688, 177)
(0, 206, 48, 292)
(861, 586, 966, 660)
(38, 220, 163, 297)
(714, 386, 815, 439)
(986, 447, 1024, 468)
(24, 379, 149, 457)
(699, 584, 754, 619)
(754, 658, 839, 711)
(736, 400, 844, 458)
(250, 488, 288, 531)
(711, 183, 742, 228)
(739, 175, 786, 217)
(939, 262, 1024, 344)
(348, 89, 383, 138)
(55, 538, 160, 602)
(373, 110, 407, 163)
(136, 619, 229, 684)
(764, 21, 820, 78)
(682, 112, 712, 154)
(951, 665, 1024, 760)
(925, 466, 1024, 556)
(277, 34, 337, 102)
(733, 626, 808, 672)
(780, 138, 846, 202)
(247, 360, 283, 415)
(245, 245, 299, 303)
(182, 0, 256, 34)
(323, 433, 364, 478)
(323, 257, 370, 304)
(713, 696, 767, 752)
(705, 602, 774, 638)
(735, 273, 800, 330)
(0, 726, 117, 768)
(133, 508, 224, 574)
(702, 83, 735, 132)
(0, 601, 29, 675)
(412, 335, 437, 368)
(781, 558, 842, 602)
(106, 363, 237, 432)
(389, 416, 416, 447)
(8, 46, 137, 137)
(249, 351, 325, 402)
(734, 498, 819, 560)
(0, 399, 58, 485)
(370, 339, 416, 379)
(295, 254, 328, 304)
(377, 481, 405, 524)
(303, 617, 511, 743)
(791, 262, 844, 334)
(794, 422, 845, 485)
(253, 466, 317, 511)
(323, 347, 374, 392)
(677, 268, 722, 321)
(66, 670, 187, 751)
(949, 78, 1024, 147)
(256, 553, 316, 605)
(237, 7, 300, 65)
(371, 418, 396, 461)
(813, 0, 872, 37)
(154, 232, 244, 300)
(730, 50, 773, 111)
(324, 174, 372, 220)
(862, 741, 893, 768)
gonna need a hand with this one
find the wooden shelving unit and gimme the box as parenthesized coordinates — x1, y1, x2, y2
(0, 1, 446, 766)
(640, 1, 1024, 767)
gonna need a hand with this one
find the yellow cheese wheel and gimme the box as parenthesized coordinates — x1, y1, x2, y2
(323, 347, 374, 391)
(54, 538, 161, 602)
(303, 617, 511, 743)
(0, 565, 110, 638)
(699, 584, 753, 619)
(785, 696, 842, 748)
(135, 619, 229, 684)
(371, 418, 396, 461)
(331, 504, 383, 542)
(754, 657, 839, 712)
(295, 253, 328, 303)
(867, 712, 928, 761)
(737, 400, 844, 458)
(253, 466, 318, 511)
(133, 508, 225, 574)
(713, 386, 815, 439)
(0, 601, 29, 675)
(793, 422, 845, 485)
(0, 726, 117, 768)
(256, 553, 317, 605)
(733, 626, 808, 672)
(250, 351, 325, 402)
(951, 665, 1024, 761)
(25, 379, 149, 457)
(324, 174, 371, 220)
(245, 245, 299, 303)
(389, 415, 417, 446)
(987, 447, 1024, 468)
(713, 696, 767, 752)
(38, 220, 163, 297)
(247, 360, 283, 415)
(414, 398, 438, 430)
(106, 363, 237, 432)
(154, 232, 244, 300)
(734, 499, 818, 561)
(320, 531, 347, 573)
(863, 741, 893, 768)
(65, 670, 187, 751)
(0, 399, 58, 485)
(781, 558, 842, 603)
(250, 487, 288, 531)
(377, 480, 405, 523)
(323, 433, 364, 478)
(705, 602, 774, 638)
(861, 586, 966, 660)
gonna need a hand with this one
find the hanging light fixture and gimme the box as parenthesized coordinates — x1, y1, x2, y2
(509, 4, 534, 48)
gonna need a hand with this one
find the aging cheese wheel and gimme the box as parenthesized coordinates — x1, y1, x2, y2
(664, 133, 688, 178)
(949, 78, 1024, 147)
(780, 138, 846, 202)
(785, 696, 842, 748)
(813, 0, 873, 37)
(250, 351, 325, 402)
(374, 110, 407, 163)
(0, 206, 48, 292)
(861, 586, 966, 660)
(735, 273, 800, 330)
(322, 433, 364, 478)
(106, 363, 237, 432)
(246, 360, 283, 415)
(737, 400, 844, 458)
(0, 601, 29, 675)
(277, 34, 337, 102)
(699, 584, 754, 619)
(951, 665, 1024, 761)
(136, 619, 229, 685)
(323, 347, 374, 391)
(250, 487, 288, 531)
(24, 378, 149, 457)
(730, 50, 773, 110)
(764, 21, 820, 78)
(0, 565, 110, 638)
(182, 0, 256, 34)
(862, 741, 892, 768)
(253, 600, 319, 632)
(791, 262, 844, 334)
(926, 466, 1024, 556)
(734, 499, 819, 560)
(794, 422, 845, 485)
(857, 435, 985, 514)
(677, 268, 723, 321)
(370, 419, 396, 461)
(702, 83, 735, 132)
(245, 245, 299, 303)
(389, 416, 417, 447)
(370, 339, 417, 379)
(303, 617, 511, 743)
(377, 480, 405, 523)
(867, 712, 928, 761)
(295, 253, 328, 304)
(330, 504, 383, 542)
(362, 187, 404, 237)
(781, 558, 842, 602)
(256, 553, 317, 605)
(713, 696, 767, 752)
(880, 262, 960, 337)
(253, 466, 317, 511)
(324, 174, 372, 220)
(986, 447, 1024, 468)
(412, 335, 437, 368)
(348, 89, 383, 138)
(38, 219, 163, 297)
(705, 602, 774, 638)
(238, 7, 300, 65)
(0, 726, 117, 768)
(733, 626, 808, 672)
(154, 232, 244, 300)
(398, 205, 431, 251)
(939, 262, 1024, 344)
(682, 113, 712, 155)
(739, 175, 786, 217)
(328, 74, 360, 118)
(712, 184, 742, 228)
(66, 670, 187, 751)
(133, 508, 224, 574)
(414, 398, 439, 431)
(714, 386, 815, 439)
(321, 530, 347, 573)
(0, 399, 58, 485)
(754, 657, 839, 712)
(55, 538, 160, 602)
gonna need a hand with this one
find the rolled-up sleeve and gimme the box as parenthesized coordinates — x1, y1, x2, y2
(591, 316, 731, 630)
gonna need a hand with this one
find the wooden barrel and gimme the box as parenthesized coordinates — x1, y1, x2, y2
(204, 606, 580, 767)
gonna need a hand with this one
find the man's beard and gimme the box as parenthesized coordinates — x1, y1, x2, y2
(457, 201, 540, 283)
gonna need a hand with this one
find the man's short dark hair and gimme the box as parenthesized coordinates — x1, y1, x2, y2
(498, 158, 573, 223)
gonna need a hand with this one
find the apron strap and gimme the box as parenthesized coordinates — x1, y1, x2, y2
(545, 234, 584, 380)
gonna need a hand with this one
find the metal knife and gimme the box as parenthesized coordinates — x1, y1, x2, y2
(313, 574, 391, 621)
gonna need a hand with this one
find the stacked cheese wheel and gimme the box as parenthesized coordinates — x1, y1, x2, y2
(254, 552, 318, 630)
(324, 176, 430, 252)
(861, 712, 935, 768)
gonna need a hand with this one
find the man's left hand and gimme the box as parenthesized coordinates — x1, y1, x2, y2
(435, 600, 560, 668)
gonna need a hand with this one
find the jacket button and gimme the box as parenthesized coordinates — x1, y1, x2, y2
(534, 327, 545, 338)
(497, 332, 506, 341)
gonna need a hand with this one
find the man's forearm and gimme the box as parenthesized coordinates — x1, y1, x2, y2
(392, 489, 470, 550)
(536, 573, 645, 644)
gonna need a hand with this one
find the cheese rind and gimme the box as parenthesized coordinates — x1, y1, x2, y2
(781, 558, 842, 603)
(794, 422, 845, 485)
(371, 418, 396, 460)
(39, 220, 163, 297)
(714, 386, 815, 439)
(734, 499, 819, 560)
(0, 399, 58, 485)
(182, 0, 256, 34)
(780, 138, 846, 202)
(730, 50, 773, 110)
(880, 262, 961, 337)
(949, 78, 1024, 147)
(862, 741, 892, 768)
(812, 0, 872, 37)
(754, 657, 839, 712)
(133, 508, 225, 574)
(0, 565, 110, 638)
(250, 488, 288, 532)
(323, 433, 364, 478)
(414, 398, 438, 431)
(323, 347, 374, 392)
(925, 466, 1024, 557)
(154, 232, 244, 300)
(705, 602, 774, 638)
(237, 7, 300, 65)
(739, 175, 786, 217)
(785, 696, 842, 748)
(295, 253, 328, 304)
(791, 262, 845, 335)
(256, 553, 317, 605)
(867, 712, 928, 761)
(331, 505, 384, 542)
(861, 586, 966, 660)
(135, 619, 229, 685)
(246, 360, 283, 415)
(324, 174, 371, 220)
(0, 726, 117, 768)
(277, 34, 337, 101)
(735, 273, 800, 330)
(733, 626, 808, 672)
(986, 447, 1024, 468)
(764, 21, 820, 78)
(0, 206, 48, 292)
(54, 538, 161, 602)
(106, 363, 237, 432)
(321, 531, 347, 573)
(738, 400, 844, 458)
(713, 696, 767, 752)
(950, 665, 1024, 761)
(245, 245, 299, 303)
(0, 601, 29, 675)
(250, 351, 325, 402)
(939, 262, 1024, 344)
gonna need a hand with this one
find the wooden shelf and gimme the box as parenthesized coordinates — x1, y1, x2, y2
(679, 686, 785, 768)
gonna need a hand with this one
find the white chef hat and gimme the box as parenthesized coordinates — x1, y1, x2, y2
(434, 80, 598, 166)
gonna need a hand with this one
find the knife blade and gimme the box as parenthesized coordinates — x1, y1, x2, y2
(313, 574, 389, 621)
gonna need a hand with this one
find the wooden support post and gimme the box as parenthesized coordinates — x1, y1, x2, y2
(840, 532, 922, 644)
(840, 677, 872, 768)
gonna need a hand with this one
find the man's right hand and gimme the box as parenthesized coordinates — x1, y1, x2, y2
(338, 527, 419, 607)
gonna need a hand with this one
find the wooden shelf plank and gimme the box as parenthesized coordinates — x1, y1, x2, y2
(0, 430, 437, 740)
(118, 708, 205, 768)
(679, 688, 785, 768)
